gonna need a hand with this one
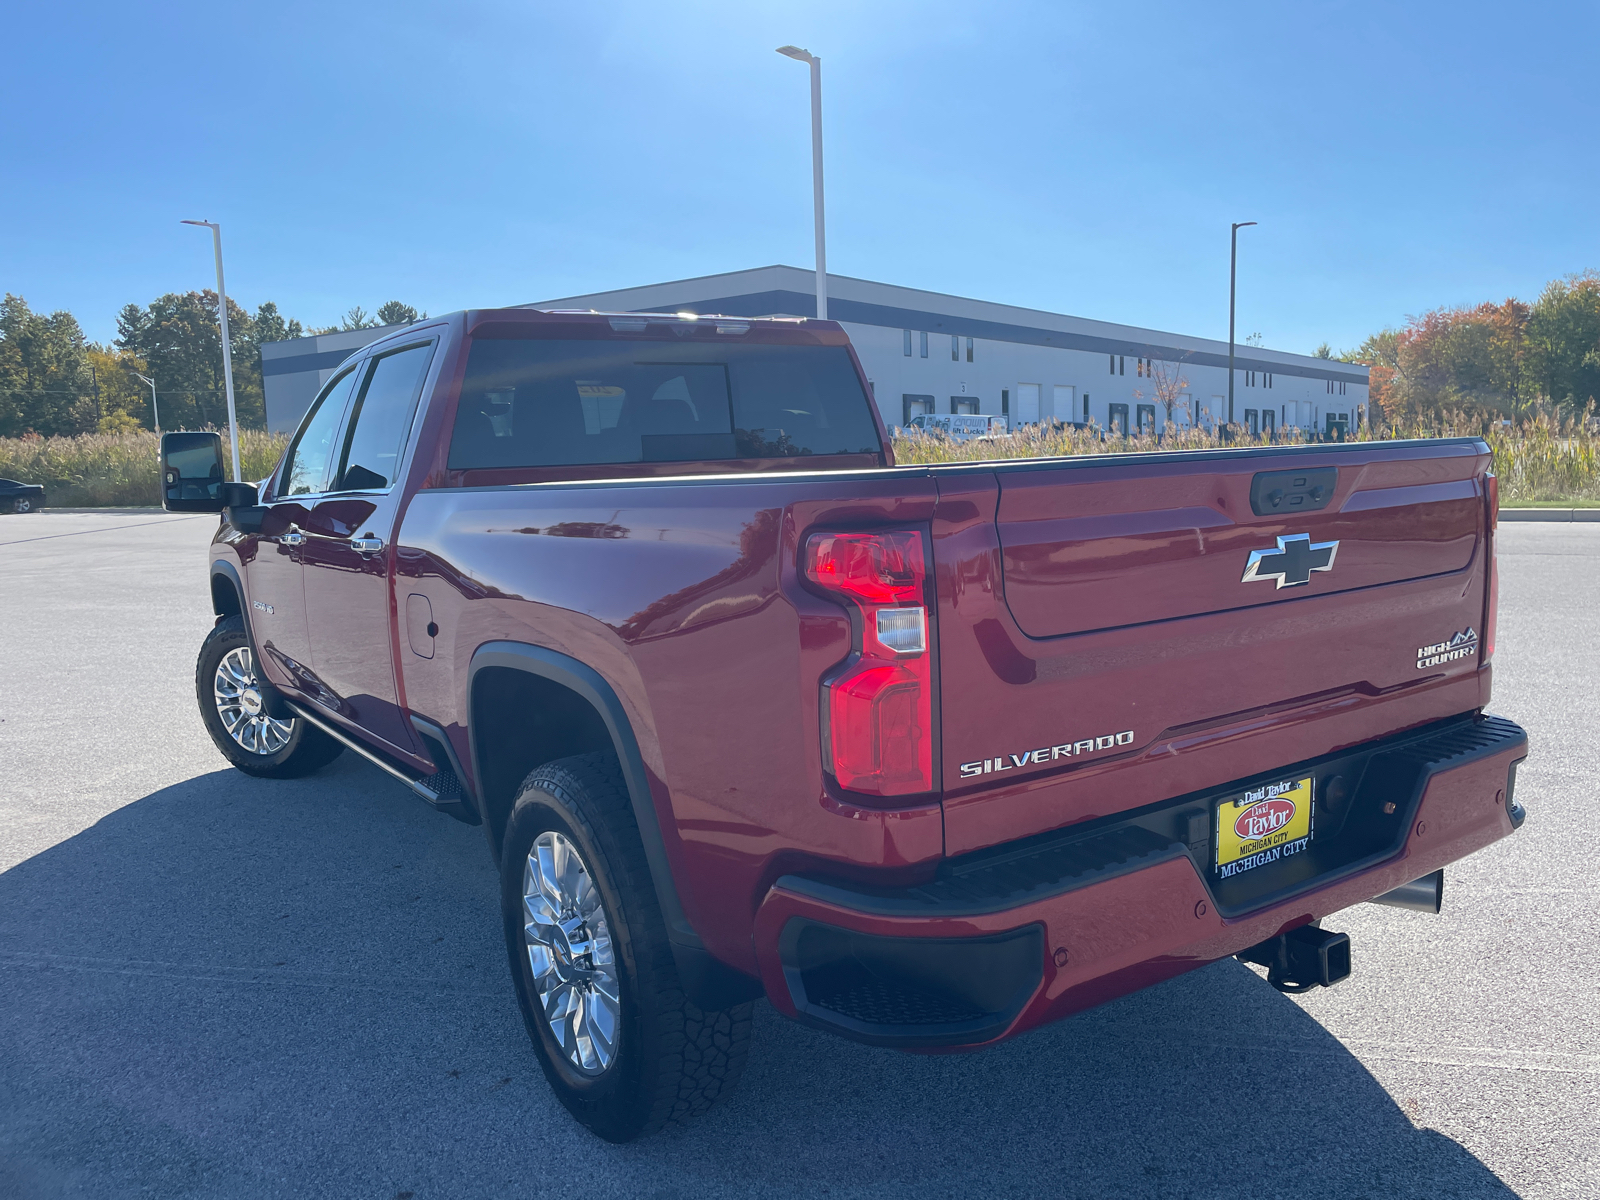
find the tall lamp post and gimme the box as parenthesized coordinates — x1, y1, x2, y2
(776, 45, 827, 320)
(1228, 220, 1257, 428)
(181, 219, 242, 481)
(133, 372, 160, 434)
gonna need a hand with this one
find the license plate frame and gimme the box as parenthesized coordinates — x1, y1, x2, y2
(1215, 776, 1315, 878)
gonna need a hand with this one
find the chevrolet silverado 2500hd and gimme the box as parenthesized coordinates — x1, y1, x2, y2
(161, 308, 1528, 1142)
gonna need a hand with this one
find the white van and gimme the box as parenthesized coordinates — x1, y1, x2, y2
(904, 413, 1009, 440)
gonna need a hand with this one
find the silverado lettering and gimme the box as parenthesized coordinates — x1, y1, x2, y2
(959, 729, 1136, 778)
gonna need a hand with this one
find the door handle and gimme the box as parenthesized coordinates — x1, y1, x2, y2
(349, 533, 386, 556)
(279, 526, 306, 547)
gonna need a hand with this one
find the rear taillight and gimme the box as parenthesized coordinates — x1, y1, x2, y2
(1484, 473, 1499, 663)
(805, 530, 933, 797)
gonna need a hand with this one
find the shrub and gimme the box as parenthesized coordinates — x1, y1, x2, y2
(891, 411, 1597, 505)
(0, 429, 288, 508)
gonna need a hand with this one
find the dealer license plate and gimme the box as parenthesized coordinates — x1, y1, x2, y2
(1215, 776, 1314, 878)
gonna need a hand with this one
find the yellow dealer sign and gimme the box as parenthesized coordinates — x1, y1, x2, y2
(1215, 777, 1314, 878)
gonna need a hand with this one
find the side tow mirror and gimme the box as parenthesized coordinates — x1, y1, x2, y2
(160, 431, 227, 513)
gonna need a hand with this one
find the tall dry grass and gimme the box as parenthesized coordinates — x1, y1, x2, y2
(891, 411, 1599, 504)
(2, 415, 1594, 507)
(0, 429, 288, 508)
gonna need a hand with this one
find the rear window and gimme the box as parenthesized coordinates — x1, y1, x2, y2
(447, 338, 882, 470)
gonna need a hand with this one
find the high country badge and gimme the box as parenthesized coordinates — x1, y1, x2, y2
(1418, 628, 1479, 669)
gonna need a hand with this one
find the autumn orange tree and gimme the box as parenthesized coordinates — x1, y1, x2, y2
(1345, 271, 1600, 422)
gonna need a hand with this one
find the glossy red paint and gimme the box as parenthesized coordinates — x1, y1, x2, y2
(206, 305, 1523, 1043)
(752, 736, 1521, 1045)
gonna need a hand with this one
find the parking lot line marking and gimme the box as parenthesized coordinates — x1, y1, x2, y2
(0, 515, 207, 547)
(0, 949, 503, 999)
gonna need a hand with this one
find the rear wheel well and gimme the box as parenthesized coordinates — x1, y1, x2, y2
(471, 666, 614, 860)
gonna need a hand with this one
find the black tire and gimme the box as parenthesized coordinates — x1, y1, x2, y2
(501, 752, 753, 1142)
(195, 615, 343, 778)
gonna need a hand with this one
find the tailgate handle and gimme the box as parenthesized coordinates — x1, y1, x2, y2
(1249, 467, 1337, 516)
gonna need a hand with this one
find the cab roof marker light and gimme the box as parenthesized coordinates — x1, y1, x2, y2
(716, 322, 750, 335)
(608, 317, 649, 332)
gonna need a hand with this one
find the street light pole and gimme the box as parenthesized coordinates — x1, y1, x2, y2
(134, 373, 160, 434)
(1228, 220, 1256, 428)
(777, 45, 827, 320)
(181, 219, 242, 481)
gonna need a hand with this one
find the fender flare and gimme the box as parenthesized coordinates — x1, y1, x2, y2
(210, 560, 292, 720)
(468, 641, 761, 1008)
(210, 559, 250, 635)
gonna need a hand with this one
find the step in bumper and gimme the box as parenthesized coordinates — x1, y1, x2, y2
(754, 714, 1527, 1049)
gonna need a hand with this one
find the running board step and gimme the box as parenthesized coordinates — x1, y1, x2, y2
(285, 702, 480, 826)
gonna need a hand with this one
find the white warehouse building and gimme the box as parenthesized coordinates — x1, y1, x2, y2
(260, 264, 1368, 439)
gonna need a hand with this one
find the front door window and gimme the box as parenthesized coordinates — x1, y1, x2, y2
(302, 341, 438, 759)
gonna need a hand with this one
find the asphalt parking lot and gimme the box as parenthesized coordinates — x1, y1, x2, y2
(1, 511, 1595, 1199)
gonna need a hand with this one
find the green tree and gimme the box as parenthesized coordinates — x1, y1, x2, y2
(85, 344, 151, 431)
(116, 291, 267, 430)
(341, 305, 379, 331)
(0, 294, 94, 436)
(1526, 272, 1600, 414)
(1312, 342, 1333, 359)
(375, 300, 425, 326)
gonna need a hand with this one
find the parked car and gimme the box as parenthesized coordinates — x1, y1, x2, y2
(0, 478, 45, 513)
(163, 308, 1527, 1142)
(905, 412, 1008, 439)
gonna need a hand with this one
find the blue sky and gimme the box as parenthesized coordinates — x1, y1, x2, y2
(3, 1, 1596, 352)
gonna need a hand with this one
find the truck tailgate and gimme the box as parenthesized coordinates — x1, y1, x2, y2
(931, 439, 1493, 857)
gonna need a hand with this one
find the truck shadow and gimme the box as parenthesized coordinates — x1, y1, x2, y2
(0, 760, 1516, 1200)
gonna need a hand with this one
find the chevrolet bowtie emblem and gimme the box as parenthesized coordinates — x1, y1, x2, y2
(1241, 533, 1339, 589)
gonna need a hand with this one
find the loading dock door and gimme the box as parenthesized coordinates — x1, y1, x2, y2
(1016, 384, 1040, 424)
(1052, 385, 1075, 425)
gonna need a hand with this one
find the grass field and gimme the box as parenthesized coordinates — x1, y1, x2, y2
(891, 412, 1599, 505)
(1, 413, 1594, 507)
(0, 430, 288, 508)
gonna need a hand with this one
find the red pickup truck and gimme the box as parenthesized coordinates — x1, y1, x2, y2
(162, 308, 1527, 1142)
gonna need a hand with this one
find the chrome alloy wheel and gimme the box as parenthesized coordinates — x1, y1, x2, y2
(213, 646, 293, 755)
(523, 830, 621, 1074)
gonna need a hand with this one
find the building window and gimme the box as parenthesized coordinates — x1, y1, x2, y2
(1001, 388, 1010, 416)
(1137, 357, 1144, 377)
(1082, 393, 1089, 420)
(920, 331, 928, 358)
(903, 329, 912, 357)
(966, 337, 974, 363)
(1109, 354, 1115, 375)
(1120, 356, 1125, 375)
(951, 335, 959, 361)
(1265, 372, 1272, 388)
